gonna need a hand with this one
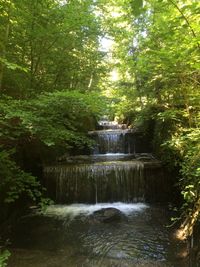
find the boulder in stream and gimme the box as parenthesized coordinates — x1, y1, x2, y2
(89, 207, 123, 223)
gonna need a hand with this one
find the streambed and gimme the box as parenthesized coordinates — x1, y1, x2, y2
(8, 203, 188, 267)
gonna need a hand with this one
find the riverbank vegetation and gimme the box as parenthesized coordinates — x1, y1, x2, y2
(0, 2, 108, 260)
(0, 0, 200, 262)
(105, 0, 200, 239)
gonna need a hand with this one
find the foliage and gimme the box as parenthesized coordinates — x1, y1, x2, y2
(170, 128, 200, 204)
(0, 0, 106, 96)
(0, 149, 43, 205)
(0, 89, 107, 225)
(104, 0, 200, 115)
(0, 250, 10, 267)
(0, 91, 106, 150)
(100, 0, 200, 234)
(0, 0, 111, 232)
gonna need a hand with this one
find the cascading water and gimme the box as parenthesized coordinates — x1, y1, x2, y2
(94, 131, 125, 154)
(8, 120, 189, 267)
(44, 120, 170, 203)
(44, 161, 145, 203)
(89, 126, 135, 154)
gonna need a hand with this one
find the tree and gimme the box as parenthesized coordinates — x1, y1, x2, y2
(0, 0, 106, 97)
(97, 0, 200, 236)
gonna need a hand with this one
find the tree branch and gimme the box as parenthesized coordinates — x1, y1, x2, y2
(168, 0, 200, 50)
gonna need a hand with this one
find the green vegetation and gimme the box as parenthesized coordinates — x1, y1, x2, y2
(0, 0, 200, 245)
(0, 250, 10, 267)
(0, 91, 107, 224)
(104, 0, 200, 238)
(0, 0, 108, 233)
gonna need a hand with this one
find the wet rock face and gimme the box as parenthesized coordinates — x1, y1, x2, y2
(89, 208, 123, 223)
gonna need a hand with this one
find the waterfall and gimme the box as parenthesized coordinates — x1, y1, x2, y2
(89, 129, 135, 154)
(93, 131, 125, 154)
(44, 120, 172, 204)
(44, 161, 145, 204)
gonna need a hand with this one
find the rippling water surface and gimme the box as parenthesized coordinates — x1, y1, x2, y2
(8, 203, 188, 267)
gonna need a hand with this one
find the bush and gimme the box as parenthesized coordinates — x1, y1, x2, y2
(0, 150, 44, 209)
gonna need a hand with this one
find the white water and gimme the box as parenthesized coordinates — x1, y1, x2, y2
(44, 202, 148, 220)
(105, 153, 127, 156)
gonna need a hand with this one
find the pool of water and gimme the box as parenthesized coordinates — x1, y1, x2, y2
(8, 203, 189, 267)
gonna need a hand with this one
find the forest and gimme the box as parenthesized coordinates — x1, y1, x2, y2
(0, 0, 200, 266)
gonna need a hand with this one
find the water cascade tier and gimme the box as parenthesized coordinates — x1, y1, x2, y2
(44, 159, 171, 203)
(89, 120, 151, 154)
(44, 161, 145, 203)
(89, 129, 135, 154)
